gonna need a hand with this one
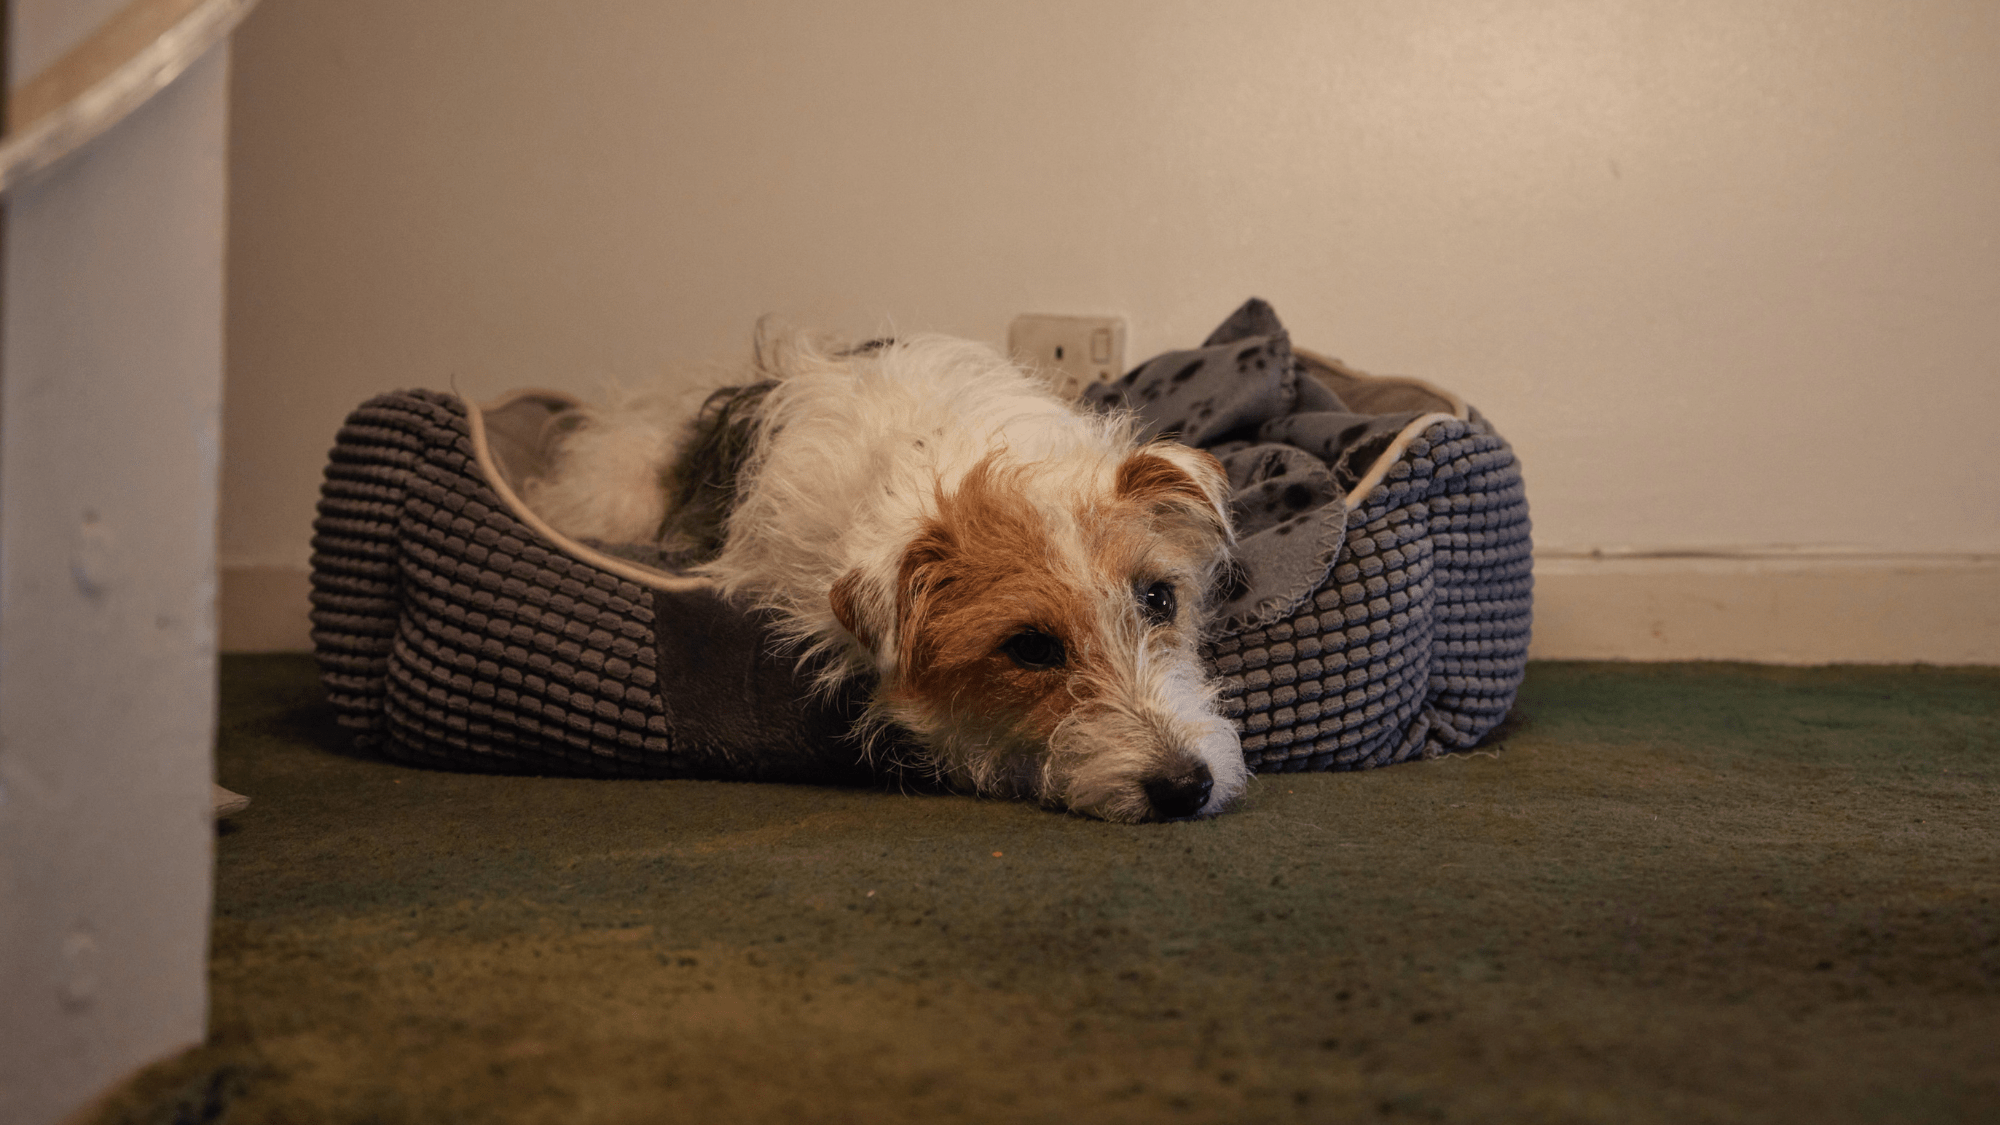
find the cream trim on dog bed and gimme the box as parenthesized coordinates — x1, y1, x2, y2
(466, 388, 718, 595)
(1291, 348, 1471, 511)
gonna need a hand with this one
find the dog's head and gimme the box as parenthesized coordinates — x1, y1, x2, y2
(830, 440, 1246, 822)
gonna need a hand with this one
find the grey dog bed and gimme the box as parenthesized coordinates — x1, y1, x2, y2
(309, 301, 1531, 782)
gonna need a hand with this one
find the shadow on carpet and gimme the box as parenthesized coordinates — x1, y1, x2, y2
(93, 656, 1999, 1124)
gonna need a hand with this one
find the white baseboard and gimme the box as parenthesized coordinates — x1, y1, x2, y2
(221, 554, 2000, 664)
(1528, 550, 1999, 665)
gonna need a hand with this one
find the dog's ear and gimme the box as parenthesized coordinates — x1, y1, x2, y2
(1115, 442, 1235, 549)
(827, 527, 958, 673)
(829, 568, 885, 653)
(890, 525, 958, 682)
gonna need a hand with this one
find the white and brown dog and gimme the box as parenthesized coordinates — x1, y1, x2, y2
(524, 333, 1247, 821)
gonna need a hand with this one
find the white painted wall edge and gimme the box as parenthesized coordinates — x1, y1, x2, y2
(225, 551, 2000, 665)
(0, 26, 229, 1125)
(1, 0, 260, 192)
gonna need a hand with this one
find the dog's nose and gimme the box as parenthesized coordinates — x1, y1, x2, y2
(1143, 762, 1214, 820)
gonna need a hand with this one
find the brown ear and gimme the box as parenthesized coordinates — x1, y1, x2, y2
(892, 525, 957, 681)
(1115, 443, 1235, 547)
(829, 569, 876, 651)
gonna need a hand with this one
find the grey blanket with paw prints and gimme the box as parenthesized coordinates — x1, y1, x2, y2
(1084, 298, 1423, 630)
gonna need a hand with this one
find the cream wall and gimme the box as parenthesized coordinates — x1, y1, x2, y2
(222, 0, 2000, 660)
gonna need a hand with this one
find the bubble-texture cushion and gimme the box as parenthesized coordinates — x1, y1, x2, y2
(310, 391, 875, 783)
(1206, 416, 1532, 771)
(310, 383, 1530, 779)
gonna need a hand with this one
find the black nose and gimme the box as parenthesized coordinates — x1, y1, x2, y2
(1143, 763, 1214, 820)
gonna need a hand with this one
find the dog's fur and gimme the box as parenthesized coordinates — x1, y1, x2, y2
(523, 333, 1247, 821)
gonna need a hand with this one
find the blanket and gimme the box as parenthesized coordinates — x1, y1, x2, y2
(1086, 298, 1423, 629)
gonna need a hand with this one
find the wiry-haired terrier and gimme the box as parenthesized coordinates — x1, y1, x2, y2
(525, 333, 1247, 822)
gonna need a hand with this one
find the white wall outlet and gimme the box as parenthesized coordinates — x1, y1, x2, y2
(1007, 314, 1126, 400)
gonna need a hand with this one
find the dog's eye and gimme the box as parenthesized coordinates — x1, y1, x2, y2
(1140, 581, 1177, 626)
(1000, 629, 1066, 670)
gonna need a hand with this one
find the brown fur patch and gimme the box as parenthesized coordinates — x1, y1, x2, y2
(1114, 447, 1229, 543)
(893, 459, 1105, 743)
(1104, 448, 1231, 594)
(828, 569, 873, 650)
(1116, 450, 1206, 506)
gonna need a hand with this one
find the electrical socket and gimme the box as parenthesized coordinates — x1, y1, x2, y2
(1008, 314, 1126, 400)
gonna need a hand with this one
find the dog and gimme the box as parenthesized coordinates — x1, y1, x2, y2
(523, 332, 1248, 822)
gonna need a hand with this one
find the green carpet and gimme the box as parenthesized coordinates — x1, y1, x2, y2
(97, 656, 1998, 1124)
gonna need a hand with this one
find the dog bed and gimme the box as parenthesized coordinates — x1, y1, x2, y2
(309, 302, 1531, 782)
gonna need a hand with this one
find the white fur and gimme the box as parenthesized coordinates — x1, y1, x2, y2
(708, 337, 1126, 672)
(518, 387, 688, 544)
(526, 332, 1249, 821)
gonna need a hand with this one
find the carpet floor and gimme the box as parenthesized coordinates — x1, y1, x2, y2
(90, 656, 1998, 1124)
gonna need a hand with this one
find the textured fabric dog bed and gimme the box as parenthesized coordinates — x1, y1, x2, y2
(309, 307, 1531, 781)
(1088, 299, 1533, 771)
